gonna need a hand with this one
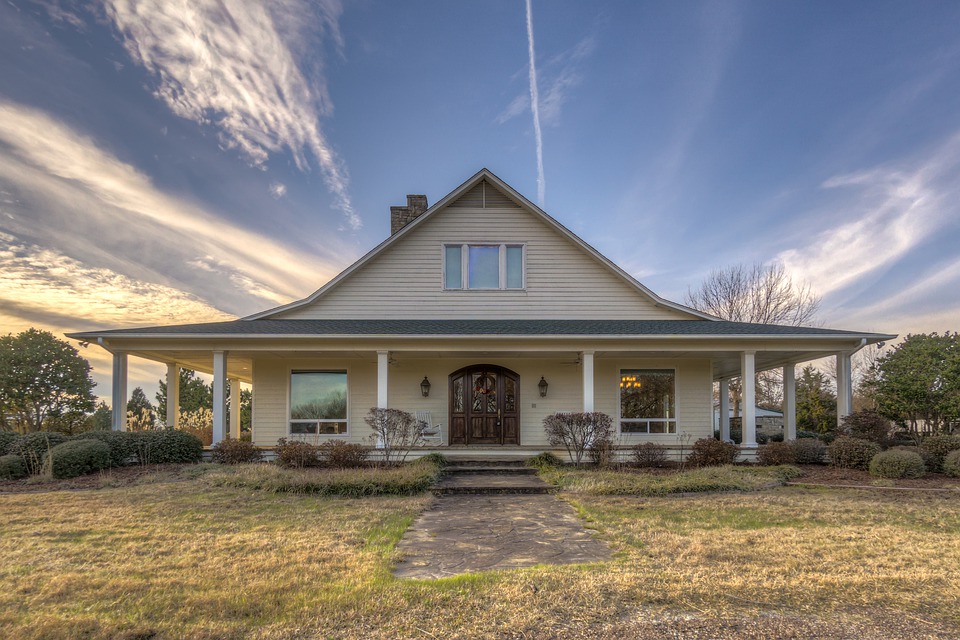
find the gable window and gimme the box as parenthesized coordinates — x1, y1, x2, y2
(444, 244, 525, 290)
(619, 369, 676, 434)
(290, 371, 348, 435)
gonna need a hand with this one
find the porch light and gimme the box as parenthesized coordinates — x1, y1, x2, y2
(420, 376, 431, 397)
(538, 376, 549, 398)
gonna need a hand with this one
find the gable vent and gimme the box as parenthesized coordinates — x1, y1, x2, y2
(449, 180, 521, 209)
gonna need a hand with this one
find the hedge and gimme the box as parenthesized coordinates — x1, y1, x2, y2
(46, 439, 112, 479)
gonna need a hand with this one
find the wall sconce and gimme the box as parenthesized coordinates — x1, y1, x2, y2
(538, 376, 548, 398)
(420, 376, 431, 397)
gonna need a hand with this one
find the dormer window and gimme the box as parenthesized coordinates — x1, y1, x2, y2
(444, 244, 525, 290)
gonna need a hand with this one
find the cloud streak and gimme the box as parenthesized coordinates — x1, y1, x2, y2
(525, 0, 545, 206)
(103, 0, 361, 229)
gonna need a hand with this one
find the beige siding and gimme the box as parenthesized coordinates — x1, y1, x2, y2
(275, 192, 694, 320)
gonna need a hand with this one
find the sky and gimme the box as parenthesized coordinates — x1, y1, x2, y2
(2, 0, 960, 402)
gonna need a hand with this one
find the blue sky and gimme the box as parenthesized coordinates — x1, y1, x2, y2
(2, 0, 959, 399)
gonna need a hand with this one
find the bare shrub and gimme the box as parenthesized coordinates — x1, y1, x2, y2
(274, 438, 320, 469)
(543, 412, 613, 467)
(686, 438, 739, 467)
(632, 442, 667, 468)
(319, 441, 370, 468)
(757, 441, 795, 466)
(211, 438, 263, 465)
(365, 408, 424, 465)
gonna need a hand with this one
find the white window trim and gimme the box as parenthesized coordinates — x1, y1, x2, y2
(287, 368, 350, 438)
(617, 366, 678, 436)
(442, 243, 526, 291)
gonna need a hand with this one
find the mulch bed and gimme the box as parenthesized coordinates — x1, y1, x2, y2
(792, 464, 959, 490)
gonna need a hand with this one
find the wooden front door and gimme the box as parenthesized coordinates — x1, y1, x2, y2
(449, 365, 520, 445)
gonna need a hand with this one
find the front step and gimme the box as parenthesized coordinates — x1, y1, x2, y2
(444, 457, 530, 467)
(432, 465, 554, 495)
(444, 465, 537, 475)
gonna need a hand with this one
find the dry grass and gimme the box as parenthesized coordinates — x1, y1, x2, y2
(1, 471, 958, 638)
(540, 464, 802, 495)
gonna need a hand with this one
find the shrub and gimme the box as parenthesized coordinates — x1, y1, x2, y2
(8, 432, 69, 475)
(765, 431, 785, 443)
(919, 435, 960, 472)
(757, 441, 795, 466)
(828, 436, 882, 470)
(0, 431, 18, 455)
(0, 454, 27, 480)
(526, 452, 563, 469)
(274, 438, 320, 468)
(211, 438, 263, 465)
(418, 452, 448, 468)
(318, 441, 370, 468)
(840, 410, 892, 445)
(132, 429, 204, 465)
(943, 450, 960, 478)
(71, 431, 134, 467)
(869, 449, 926, 479)
(632, 442, 667, 468)
(46, 439, 111, 479)
(687, 438, 739, 467)
(790, 438, 827, 465)
(589, 437, 616, 468)
(543, 412, 613, 466)
(364, 408, 424, 465)
(755, 431, 770, 445)
(796, 429, 822, 440)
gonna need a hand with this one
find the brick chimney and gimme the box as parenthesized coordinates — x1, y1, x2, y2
(390, 194, 428, 234)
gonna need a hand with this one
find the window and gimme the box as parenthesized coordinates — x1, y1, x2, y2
(620, 369, 676, 433)
(444, 244, 524, 290)
(290, 371, 347, 435)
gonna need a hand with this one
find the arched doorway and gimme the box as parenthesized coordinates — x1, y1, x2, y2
(449, 365, 520, 445)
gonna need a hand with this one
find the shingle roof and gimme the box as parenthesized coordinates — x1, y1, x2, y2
(68, 319, 892, 339)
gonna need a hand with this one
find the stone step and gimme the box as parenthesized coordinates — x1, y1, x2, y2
(444, 465, 537, 475)
(431, 472, 555, 495)
(444, 457, 530, 467)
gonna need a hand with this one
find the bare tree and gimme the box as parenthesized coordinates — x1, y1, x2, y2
(686, 262, 822, 417)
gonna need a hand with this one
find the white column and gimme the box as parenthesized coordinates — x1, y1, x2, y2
(719, 379, 731, 441)
(212, 351, 228, 445)
(582, 351, 595, 412)
(784, 364, 797, 441)
(229, 379, 241, 440)
(740, 351, 757, 447)
(377, 351, 389, 409)
(166, 363, 180, 428)
(111, 352, 128, 432)
(836, 351, 853, 426)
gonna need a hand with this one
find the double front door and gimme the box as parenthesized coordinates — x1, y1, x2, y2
(449, 365, 520, 445)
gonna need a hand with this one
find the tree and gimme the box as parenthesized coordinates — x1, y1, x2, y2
(0, 329, 96, 433)
(685, 262, 822, 414)
(127, 387, 156, 427)
(869, 332, 960, 434)
(796, 365, 837, 434)
(85, 402, 112, 431)
(156, 369, 212, 418)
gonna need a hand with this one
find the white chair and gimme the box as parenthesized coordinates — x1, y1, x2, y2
(414, 410, 444, 446)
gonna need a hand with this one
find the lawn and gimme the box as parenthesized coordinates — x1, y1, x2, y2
(1, 466, 958, 639)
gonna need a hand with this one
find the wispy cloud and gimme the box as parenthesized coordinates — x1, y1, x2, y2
(525, 0, 545, 206)
(102, 0, 361, 229)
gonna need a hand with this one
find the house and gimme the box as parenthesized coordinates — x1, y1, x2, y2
(68, 168, 895, 457)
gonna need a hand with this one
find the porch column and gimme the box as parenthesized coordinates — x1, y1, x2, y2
(784, 364, 797, 441)
(212, 351, 228, 445)
(229, 379, 241, 439)
(377, 351, 389, 409)
(719, 379, 731, 441)
(582, 351, 595, 412)
(740, 351, 757, 447)
(836, 351, 853, 426)
(111, 352, 128, 432)
(166, 363, 180, 428)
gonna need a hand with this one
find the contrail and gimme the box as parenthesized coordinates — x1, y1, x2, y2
(525, 0, 545, 206)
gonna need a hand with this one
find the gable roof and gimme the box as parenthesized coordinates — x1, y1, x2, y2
(245, 168, 714, 321)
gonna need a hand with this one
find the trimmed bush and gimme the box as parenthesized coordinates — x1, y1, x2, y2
(318, 441, 370, 468)
(211, 438, 263, 465)
(275, 438, 320, 468)
(869, 449, 926, 479)
(790, 438, 827, 465)
(919, 435, 960, 473)
(0, 454, 28, 480)
(132, 429, 204, 465)
(526, 452, 563, 469)
(943, 449, 960, 478)
(0, 431, 18, 455)
(687, 438, 739, 467)
(72, 431, 134, 467)
(632, 442, 667, 468)
(9, 432, 68, 475)
(828, 436, 882, 470)
(757, 441, 795, 466)
(46, 439, 111, 479)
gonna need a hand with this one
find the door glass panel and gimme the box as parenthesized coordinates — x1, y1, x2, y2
(485, 376, 497, 413)
(453, 376, 464, 413)
(472, 373, 484, 412)
(504, 377, 516, 412)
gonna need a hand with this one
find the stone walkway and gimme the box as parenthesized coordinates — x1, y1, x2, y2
(393, 492, 612, 579)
